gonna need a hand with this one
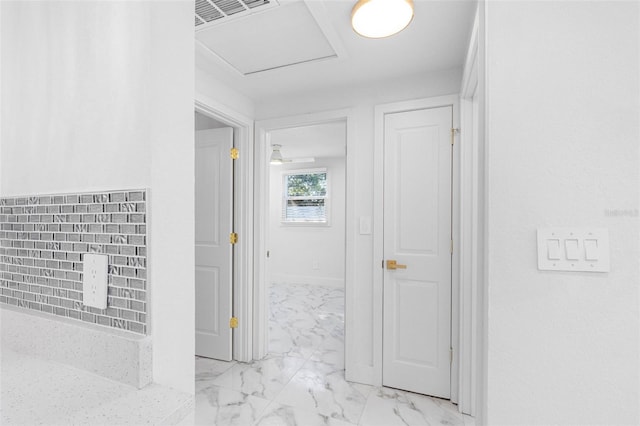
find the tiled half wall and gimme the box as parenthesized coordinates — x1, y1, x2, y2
(0, 190, 147, 334)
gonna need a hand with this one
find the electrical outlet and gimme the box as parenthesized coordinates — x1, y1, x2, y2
(312, 261, 320, 270)
(83, 253, 109, 309)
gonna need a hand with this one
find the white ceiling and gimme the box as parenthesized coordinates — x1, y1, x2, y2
(269, 120, 346, 159)
(197, 2, 337, 75)
(196, 0, 477, 101)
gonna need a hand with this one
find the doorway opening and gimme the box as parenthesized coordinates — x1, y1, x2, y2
(253, 110, 354, 369)
(265, 121, 347, 363)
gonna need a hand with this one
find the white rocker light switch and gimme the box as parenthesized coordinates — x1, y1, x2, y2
(537, 228, 610, 272)
(547, 239, 561, 260)
(565, 239, 580, 260)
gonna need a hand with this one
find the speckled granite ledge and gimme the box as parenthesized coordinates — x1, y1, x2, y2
(1, 348, 193, 425)
(1, 305, 152, 388)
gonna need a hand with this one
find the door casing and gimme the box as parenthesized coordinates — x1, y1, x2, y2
(459, 6, 481, 416)
(373, 95, 461, 402)
(253, 109, 356, 364)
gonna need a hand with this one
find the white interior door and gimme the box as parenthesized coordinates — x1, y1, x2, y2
(382, 106, 452, 398)
(195, 127, 233, 361)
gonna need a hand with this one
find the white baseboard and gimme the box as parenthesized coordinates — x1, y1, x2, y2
(270, 273, 344, 288)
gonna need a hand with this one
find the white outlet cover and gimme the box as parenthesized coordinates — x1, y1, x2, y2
(83, 253, 109, 309)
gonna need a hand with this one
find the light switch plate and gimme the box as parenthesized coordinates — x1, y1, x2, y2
(83, 253, 109, 309)
(537, 228, 610, 272)
(359, 216, 372, 235)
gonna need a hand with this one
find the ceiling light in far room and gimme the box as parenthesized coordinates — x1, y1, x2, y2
(270, 144, 284, 165)
(351, 0, 414, 39)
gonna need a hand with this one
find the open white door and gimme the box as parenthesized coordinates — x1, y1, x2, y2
(382, 106, 452, 398)
(195, 128, 234, 361)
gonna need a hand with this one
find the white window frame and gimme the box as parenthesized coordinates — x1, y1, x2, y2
(281, 168, 330, 226)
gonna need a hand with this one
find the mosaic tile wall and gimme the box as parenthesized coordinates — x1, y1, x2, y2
(0, 190, 148, 334)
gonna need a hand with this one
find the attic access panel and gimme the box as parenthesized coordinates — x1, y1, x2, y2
(196, 1, 337, 75)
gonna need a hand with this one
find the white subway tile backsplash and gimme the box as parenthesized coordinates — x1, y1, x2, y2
(0, 190, 148, 334)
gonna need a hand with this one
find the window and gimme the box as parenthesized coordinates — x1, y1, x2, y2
(282, 169, 328, 224)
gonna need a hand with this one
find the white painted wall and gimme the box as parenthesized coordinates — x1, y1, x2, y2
(484, 2, 639, 424)
(256, 68, 462, 382)
(1, 1, 195, 394)
(475, 3, 488, 423)
(1, 1, 150, 194)
(269, 157, 346, 287)
(0, 1, 3, 197)
(196, 67, 255, 120)
(148, 1, 195, 395)
(255, 69, 462, 121)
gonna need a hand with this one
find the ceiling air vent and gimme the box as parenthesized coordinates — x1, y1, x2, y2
(195, 0, 274, 28)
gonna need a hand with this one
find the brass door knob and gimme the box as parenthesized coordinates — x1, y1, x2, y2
(386, 260, 407, 270)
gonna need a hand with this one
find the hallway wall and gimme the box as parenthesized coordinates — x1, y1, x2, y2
(484, 2, 639, 424)
(1, 0, 195, 394)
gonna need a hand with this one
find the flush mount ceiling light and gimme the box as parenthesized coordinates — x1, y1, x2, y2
(351, 0, 414, 39)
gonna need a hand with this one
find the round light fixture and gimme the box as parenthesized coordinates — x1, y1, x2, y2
(351, 0, 414, 39)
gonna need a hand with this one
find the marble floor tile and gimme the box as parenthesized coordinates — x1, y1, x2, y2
(186, 283, 474, 426)
(195, 356, 235, 391)
(177, 410, 196, 425)
(275, 360, 371, 424)
(268, 282, 345, 362)
(256, 402, 356, 426)
(212, 354, 306, 400)
(194, 384, 271, 426)
(269, 323, 324, 360)
(359, 387, 471, 426)
(318, 327, 345, 352)
(310, 347, 345, 369)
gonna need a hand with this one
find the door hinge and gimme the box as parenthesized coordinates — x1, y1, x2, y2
(450, 347, 453, 364)
(230, 147, 239, 160)
(451, 128, 459, 146)
(229, 317, 238, 328)
(450, 239, 453, 254)
(230, 232, 238, 244)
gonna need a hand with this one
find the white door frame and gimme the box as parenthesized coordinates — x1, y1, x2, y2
(254, 109, 355, 363)
(373, 95, 461, 401)
(195, 93, 254, 363)
(458, 7, 480, 416)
